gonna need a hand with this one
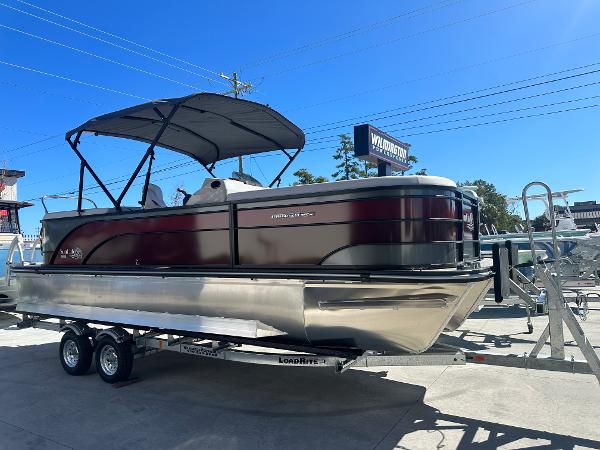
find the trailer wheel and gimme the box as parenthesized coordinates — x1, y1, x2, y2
(59, 331, 93, 375)
(95, 336, 133, 384)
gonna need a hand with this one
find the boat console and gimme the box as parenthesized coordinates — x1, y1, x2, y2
(186, 178, 264, 205)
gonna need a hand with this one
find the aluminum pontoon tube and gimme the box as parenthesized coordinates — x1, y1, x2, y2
(15, 268, 492, 353)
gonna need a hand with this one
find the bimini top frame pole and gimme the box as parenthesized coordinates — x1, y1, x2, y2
(269, 148, 302, 188)
(67, 130, 118, 212)
(64, 93, 305, 210)
(67, 105, 180, 212)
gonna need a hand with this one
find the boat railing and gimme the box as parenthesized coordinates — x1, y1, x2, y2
(41, 195, 98, 214)
(5, 234, 41, 286)
(522, 181, 564, 291)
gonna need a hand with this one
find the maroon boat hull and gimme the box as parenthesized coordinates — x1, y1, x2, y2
(43, 185, 480, 270)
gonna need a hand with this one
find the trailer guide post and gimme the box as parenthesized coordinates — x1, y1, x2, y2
(354, 124, 411, 176)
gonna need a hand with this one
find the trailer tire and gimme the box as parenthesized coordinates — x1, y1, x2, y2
(59, 331, 93, 375)
(95, 336, 133, 384)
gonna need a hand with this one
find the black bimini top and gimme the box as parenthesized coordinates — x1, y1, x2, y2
(65, 93, 305, 164)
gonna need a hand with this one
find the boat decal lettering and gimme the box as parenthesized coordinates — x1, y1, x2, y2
(463, 211, 474, 232)
(277, 356, 323, 365)
(271, 212, 315, 220)
(181, 344, 219, 358)
(59, 247, 83, 260)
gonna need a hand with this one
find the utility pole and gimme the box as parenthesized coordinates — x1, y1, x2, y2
(220, 72, 253, 174)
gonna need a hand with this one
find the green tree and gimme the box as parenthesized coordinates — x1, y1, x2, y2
(359, 160, 378, 178)
(413, 168, 427, 175)
(531, 214, 550, 231)
(292, 168, 329, 185)
(401, 155, 418, 175)
(332, 134, 362, 181)
(460, 179, 522, 232)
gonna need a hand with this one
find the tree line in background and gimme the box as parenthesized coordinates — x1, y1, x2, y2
(293, 134, 549, 233)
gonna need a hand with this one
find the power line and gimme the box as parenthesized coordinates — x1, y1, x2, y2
(25, 157, 237, 202)
(305, 71, 600, 138)
(291, 32, 600, 114)
(4, 141, 66, 162)
(1, 133, 64, 153)
(238, 0, 464, 69)
(6, 68, 598, 164)
(0, 2, 228, 86)
(2, 127, 153, 163)
(307, 79, 600, 137)
(6, 63, 599, 165)
(253, 102, 600, 159)
(20, 153, 148, 188)
(308, 94, 600, 145)
(0, 24, 202, 90)
(0, 59, 150, 100)
(0, 79, 106, 105)
(303, 60, 600, 130)
(0, 125, 55, 136)
(24, 157, 193, 200)
(399, 102, 600, 138)
(257, 0, 538, 80)
(13, 0, 225, 79)
(23, 101, 599, 202)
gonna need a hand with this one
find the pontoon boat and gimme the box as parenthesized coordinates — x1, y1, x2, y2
(14, 93, 493, 353)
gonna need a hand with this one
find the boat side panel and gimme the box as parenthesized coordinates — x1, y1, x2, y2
(237, 196, 461, 266)
(84, 230, 230, 265)
(237, 197, 458, 227)
(238, 222, 458, 265)
(50, 211, 229, 265)
(45, 188, 478, 269)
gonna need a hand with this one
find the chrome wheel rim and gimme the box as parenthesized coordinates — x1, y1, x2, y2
(99, 345, 119, 376)
(63, 340, 79, 368)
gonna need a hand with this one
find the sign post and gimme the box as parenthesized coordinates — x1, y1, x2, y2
(353, 124, 410, 176)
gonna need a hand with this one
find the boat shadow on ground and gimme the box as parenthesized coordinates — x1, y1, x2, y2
(0, 337, 599, 450)
(468, 305, 531, 320)
(443, 329, 600, 351)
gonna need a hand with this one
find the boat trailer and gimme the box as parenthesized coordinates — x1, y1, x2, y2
(14, 298, 599, 385)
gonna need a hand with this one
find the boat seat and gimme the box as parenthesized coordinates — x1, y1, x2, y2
(143, 183, 167, 209)
(186, 178, 264, 205)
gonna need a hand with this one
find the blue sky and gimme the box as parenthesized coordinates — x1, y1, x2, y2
(1, 0, 599, 233)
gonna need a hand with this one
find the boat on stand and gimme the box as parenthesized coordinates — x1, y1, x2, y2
(0, 169, 35, 303)
(14, 92, 493, 357)
(481, 189, 600, 285)
(0, 169, 33, 249)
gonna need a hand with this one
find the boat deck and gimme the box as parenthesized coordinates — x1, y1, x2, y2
(1, 302, 599, 449)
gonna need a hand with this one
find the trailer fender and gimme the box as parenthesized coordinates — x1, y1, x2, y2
(95, 327, 131, 344)
(60, 321, 93, 337)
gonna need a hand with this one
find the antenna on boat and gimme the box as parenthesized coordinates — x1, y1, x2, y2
(220, 71, 254, 175)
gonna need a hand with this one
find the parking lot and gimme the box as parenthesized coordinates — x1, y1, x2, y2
(1, 306, 599, 450)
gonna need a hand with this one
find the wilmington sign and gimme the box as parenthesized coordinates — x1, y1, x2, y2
(353, 124, 410, 172)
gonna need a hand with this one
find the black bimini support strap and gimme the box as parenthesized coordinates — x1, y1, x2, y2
(269, 148, 302, 188)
